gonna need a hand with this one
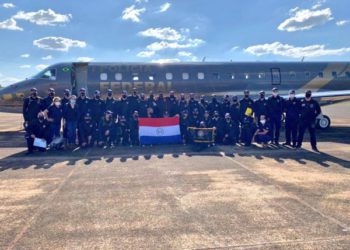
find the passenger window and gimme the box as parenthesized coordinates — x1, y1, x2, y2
(41, 69, 56, 80)
(258, 73, 265, 79)
(166, 73, 173, 80)
(305, 72, 310, 79)
(115, 73, 122, 81)
(230, 73, 235, 80)
(318, 72, 324, 78)
(182, 73, 189, 80)
(213, 73, 220, 80)
(197, 72, 205, 80)
(100, 73, 108, 81)
(148, 74, 155, 81)
(245, 73, 249, 79)
(132, 73, 139, 81)
(332, 71, 337, 78)
(289, 71, 296, 78)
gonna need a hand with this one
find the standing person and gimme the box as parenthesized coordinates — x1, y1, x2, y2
(79, 113, 96, 148)
(254, 91, 268, 121)
(180, 110, 190, 145)
(211, 111, 224, 144)
(284, 90, 300, 147)
(47, 97, 64, 143)
(241, 108, 255, 147)
(61, 89, 71, 107)
(89, 90, 106, 125)
(138, 93, 149, 118)
(254, 115, 271, 147)
(230, 96, 241, 141)
(117, 90, 129, 118)
(23, 88, 42, 128)
(221, 95, 231, 117)
(119, 115, 129, 146)
(105, 89, 116, 114)
(156, 93, 166, 117)
(166, 91, 179, 117)
(25, 112, 50, 154)
(76, 88, 90, 120)
(199, 95, 209, 112)
(296, 90, 321, 152)
(267, 88, 284, 145)
(63, 95, 80, 149)
(207, 95, 221, 116)
(41, 88, 55, 111)
(147, 91, 158, 115)
(178, 93, 188, 114)
(239, 90, 254, 121)
(127, 88, 140, 117)
(188, 93, 200, 115)
(129, 111, 139, 146)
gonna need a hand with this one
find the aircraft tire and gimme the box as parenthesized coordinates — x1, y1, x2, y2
(317, 115, 331, 130)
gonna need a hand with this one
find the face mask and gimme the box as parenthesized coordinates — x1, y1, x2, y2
(226, 118, 230, 121)
(260, 94, 265, 99)
(95, 95, 100, 99)
(65, 93, 70, 97)
(272, 92, 278, 97)
(289, 94, 295, 99)
(80, 92, 85, 97)
(244, 94, 249, 98)
(31, 92, 37, 97)
(38, 116, 44, 121)
(70, 100, 76, 105)
(108, 93, 112, 97)
(49, 92, 55, 97)
(214, 114, 219, 118)
(85, 118, 91, 123)
(150, 95, 154, 99)
(212, 98, 217, 102)
(261, 119, 266, 125)
(306, 93, 311, 98)
(122, 94, 127, 98)
(54, 102, 60, 107)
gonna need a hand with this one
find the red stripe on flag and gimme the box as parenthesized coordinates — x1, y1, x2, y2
(139, 117, 179, 127)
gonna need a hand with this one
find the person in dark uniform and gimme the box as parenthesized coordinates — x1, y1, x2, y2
(61, 89, 71, 107)
(178, 93, 188, 114)
(267, 88, 284, 145)
(76, 88, 90, 120)
(127, 88, 140, 117)
(147, 91, 158, 115)
(117, 90, 129, 118)
(129, 110, 139, 146)
(180, 110, 190, 145)
(63, 95, 80, 148)
(199, 95, 209, 112)
(166, 91, 179, 117)
(254, 115, 271, 147)
(118, 115, 129, 146)
(79, 113, 96, 148)
(146, 107, 156, 118)
(25, 112, 50, 154)
(296, 90, 321, 152)
(221, 95, 231, 117)
(239, 90, 254, 121)
(47, 97, 64, 143)
(105, 89, 116, 114)
(23, 88, 42, 126)
(188, 108, 201, 128)
(202, 110, 213, 128)
(254, 91, 268, 121)
(41, 88, 55, 111)
(138, 93, 149, 118)
(284, 90, 300, 147)
(229, 96, 241, 141)
(207, 95, 221, 116)
(222, 113, 237, 145)
(211, 110, 224, 144)
(89, 90, 106, 125)
(98, 110, 115, 148)
(156, 93, 166, 117)
(188, 93, 200, 115)
(241, 108, 255, 147)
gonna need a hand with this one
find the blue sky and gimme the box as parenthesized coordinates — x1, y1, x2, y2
(0, 0, 349, 86)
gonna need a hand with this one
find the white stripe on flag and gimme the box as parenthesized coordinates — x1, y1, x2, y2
(139, 125, 180, 137)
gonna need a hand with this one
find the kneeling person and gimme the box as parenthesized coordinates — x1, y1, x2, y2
(254, 115, 271, 147)
(98, 110, 115, 147)
(79, 113, 96, 148)
(26, 112, 50, 154)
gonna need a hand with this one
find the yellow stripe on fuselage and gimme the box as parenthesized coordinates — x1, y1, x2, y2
(301, 63, 350, 91)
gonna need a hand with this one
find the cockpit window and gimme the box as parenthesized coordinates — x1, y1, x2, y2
(31, 68, 57, 80)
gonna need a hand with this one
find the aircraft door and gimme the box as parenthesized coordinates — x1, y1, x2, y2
(271, 68, 281, 85)
(72, 63, 89, 96)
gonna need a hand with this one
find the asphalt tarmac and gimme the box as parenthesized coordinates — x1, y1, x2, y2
(0, 102, 349, 249)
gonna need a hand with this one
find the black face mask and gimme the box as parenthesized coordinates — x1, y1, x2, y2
(49, 92, 55, 97)
(107, 93, 112, 97)
(38, 117, 44, 121)
(65, 93, 70, 97)
(95, 95, 100, 99)
(150, 95, 154, 99)
(31, 92, 37, 98)
(214, 114, 219, 118)
(244, 94, 249, 98)
(305, 93, 312, 98)
(80, 92, 85, 97)
(260, 94, 265, 99)
(122, 94, 127, 98)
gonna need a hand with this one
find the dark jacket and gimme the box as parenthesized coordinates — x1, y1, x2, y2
(63, 104, 80, 122)
(48, 105, 63, 124)
(299, 98, 321, 123)
(23, 96, 42, 122)
(267, 95, 284, 120)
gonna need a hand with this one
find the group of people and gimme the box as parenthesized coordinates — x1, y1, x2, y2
(22, 86, 321, 154)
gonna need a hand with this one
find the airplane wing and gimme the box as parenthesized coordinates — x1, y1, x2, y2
(296, 90, 350, 99)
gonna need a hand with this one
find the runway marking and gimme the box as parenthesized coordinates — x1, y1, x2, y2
(195, 235, 350, 250)
(220, 152, 350, 232)
(5, 165, 77, 250)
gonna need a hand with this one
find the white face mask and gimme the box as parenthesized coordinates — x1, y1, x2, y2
(289, 94, 295, 99)
(260, 119, 266, 125)
(54, 102, 60, 107)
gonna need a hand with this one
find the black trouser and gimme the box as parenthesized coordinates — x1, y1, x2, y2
(270, 117, 281, 143)
(297, 121, 317, 148)
(26, 137, 46, 153)
(285, 118, 298, 146)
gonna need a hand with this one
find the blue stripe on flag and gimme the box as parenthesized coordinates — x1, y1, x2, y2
(140, 135, 182, 145)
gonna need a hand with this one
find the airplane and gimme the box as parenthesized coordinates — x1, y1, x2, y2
(1, 61, 350, 129)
